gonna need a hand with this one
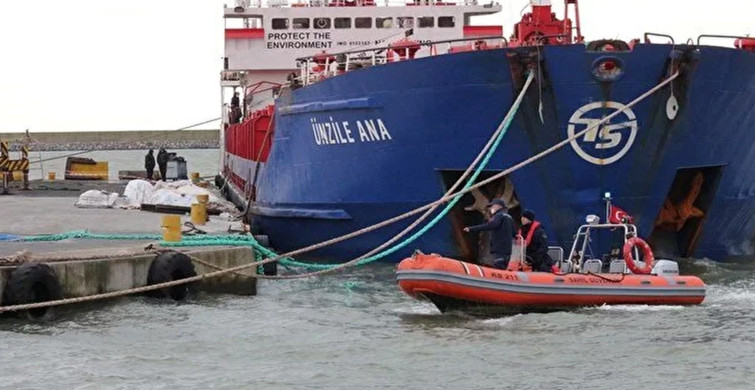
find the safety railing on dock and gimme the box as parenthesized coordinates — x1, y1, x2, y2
(233, 0, 484, 9)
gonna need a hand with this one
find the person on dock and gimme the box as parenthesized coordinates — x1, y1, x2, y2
(145, 149, 156, 180)
(157, 147, 169, 181)
(519, 209, 556, 272)
(463, 199, 515, 269)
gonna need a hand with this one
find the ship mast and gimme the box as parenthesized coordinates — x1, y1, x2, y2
(511, 0, 584, 46)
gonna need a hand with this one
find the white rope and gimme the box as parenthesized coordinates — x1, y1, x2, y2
(258, 71, 537, 279)
(249, 71, 681, 277)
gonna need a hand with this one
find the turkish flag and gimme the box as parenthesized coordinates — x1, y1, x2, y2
(609, 205, 634, 224)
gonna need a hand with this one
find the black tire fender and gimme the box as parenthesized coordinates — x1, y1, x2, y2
(146, 252, 197, 300)
(2, 263, 63, 319)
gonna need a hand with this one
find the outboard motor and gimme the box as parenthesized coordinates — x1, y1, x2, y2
(650, 259, 680, 276)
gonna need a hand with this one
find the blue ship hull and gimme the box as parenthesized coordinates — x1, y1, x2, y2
(243, 43, 755, 263)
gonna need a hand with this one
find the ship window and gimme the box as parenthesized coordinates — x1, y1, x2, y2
(293, 18, 310, 29)
(438, 16, 455, 28)
(335, 17, 351, 29)
(355, 17, 372, 29)
(314, 18, 331, 29)
(418, 16, 434, 28)
(376, 17, 393, 29)
(272, 18, 289, 30)
(397, 17, 414, 29)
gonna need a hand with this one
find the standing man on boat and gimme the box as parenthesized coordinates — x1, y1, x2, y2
(463, 199, 515, 269)
(157, 147, 169, 181)
(145, 149, 156, 180)
(519, 209, 556, 272)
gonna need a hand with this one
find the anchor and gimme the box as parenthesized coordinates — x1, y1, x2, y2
(655, 172, 705, 231)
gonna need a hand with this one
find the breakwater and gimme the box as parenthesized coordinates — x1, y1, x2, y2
(0, 130, 219, 151)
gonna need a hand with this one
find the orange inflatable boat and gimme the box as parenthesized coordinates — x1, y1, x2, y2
(397, 253, 705, 314)
(396, 219, 706, 314)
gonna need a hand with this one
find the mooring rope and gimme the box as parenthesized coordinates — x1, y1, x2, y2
(255, 70, 537, 279)
(0, 72, 679, 313)
(246, 71, 680, 275)
(11, 71, 535, 273)
(231, 70, 680, 280)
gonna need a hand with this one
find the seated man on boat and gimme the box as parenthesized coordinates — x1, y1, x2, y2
(519, 209, 556, 272)
(463, 199, 515, 269)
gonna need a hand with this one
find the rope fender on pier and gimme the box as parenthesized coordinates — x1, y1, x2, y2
(0, 72, 680, 313)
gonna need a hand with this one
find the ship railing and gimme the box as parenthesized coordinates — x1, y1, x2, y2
(296, 35, 507, 85)
(696, 34, 753, 47)
(236, 0, 482, 8)
(643, 32, 753, 48)
(643, 32, 675, 45)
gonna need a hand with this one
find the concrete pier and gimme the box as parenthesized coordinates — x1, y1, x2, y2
(0, 246, 257, 306)
(0, 191, 258, 314)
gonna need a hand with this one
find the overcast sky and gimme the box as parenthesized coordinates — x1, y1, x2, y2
(0, 0, 752, 132)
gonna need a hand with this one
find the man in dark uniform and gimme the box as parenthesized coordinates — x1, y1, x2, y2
(519, 209, 556, 272)
(464, 199, 515, 269)
(231, 91, 240, 109)
(230, 91, 241, 124)
(144, 149, 156, 180)
(157, 147, 169, 181)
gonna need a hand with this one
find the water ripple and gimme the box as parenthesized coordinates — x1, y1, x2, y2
(1, 263, 754, 389)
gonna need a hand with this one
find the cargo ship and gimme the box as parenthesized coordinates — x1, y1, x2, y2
(218, 0, 755, 263)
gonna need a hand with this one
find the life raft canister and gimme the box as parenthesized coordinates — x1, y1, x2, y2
(622, 237, 655, 274)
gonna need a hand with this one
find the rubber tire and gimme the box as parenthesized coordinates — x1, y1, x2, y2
(146, 252, 197, 300)
(2, 263, 62, 319)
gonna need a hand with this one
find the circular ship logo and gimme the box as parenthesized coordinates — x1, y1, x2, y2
(567, 101, 638, 165)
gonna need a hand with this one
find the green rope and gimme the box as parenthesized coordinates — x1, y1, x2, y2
(165, 73, 528, 270)
(14, 75, 529, 272)
(349, 78, 526, 264)
(20, 230, 162, 242)
(17, 230, 323, 270)
(161, 237, 325, 270)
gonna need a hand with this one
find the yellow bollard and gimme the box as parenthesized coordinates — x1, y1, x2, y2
(161, 215, 182, 242)
(190, 172, 200, 184)
(12, 171, 23, 181)
(48, 172, 56, 180)
(196, 194, 209, 204)
(190, 203, 207, 225)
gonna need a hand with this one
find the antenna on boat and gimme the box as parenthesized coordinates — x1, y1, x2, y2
(603, 191, 612, 224)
